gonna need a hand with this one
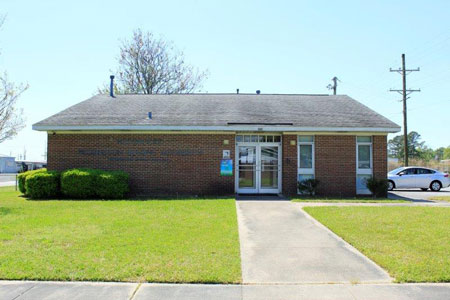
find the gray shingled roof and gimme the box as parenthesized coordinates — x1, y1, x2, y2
(33, 94, 400, 132)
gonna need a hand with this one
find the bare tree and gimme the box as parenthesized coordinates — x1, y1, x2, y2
(101, 29, 208, 94)
(0, 15, 27, 143)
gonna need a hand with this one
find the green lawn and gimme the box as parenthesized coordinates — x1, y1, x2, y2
(292, 197, 407, 203)
(304, 206, 450, 282)
(0, 187, 241, 283)
(430, 196, 450, 202)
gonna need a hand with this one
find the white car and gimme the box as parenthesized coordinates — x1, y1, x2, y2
(388, 167, 450, 191)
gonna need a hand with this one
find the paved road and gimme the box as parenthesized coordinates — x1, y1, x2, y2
(389, 186, 450, 201)
(0, 174, 17, 187)
(0, 174, 16, 182)
(236, 200, 391, 284)
(1, 281, 450, 300)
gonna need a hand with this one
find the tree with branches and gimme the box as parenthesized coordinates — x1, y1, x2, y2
(0, 15, 27, 143)
(101, 29, 207, 94)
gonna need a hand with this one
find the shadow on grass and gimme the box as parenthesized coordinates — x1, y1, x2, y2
(0, 207, 13, 215)
(388, 192, 436, 203)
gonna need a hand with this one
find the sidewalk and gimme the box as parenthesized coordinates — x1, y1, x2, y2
(1, 281, 450, 300)
(236, 200, 391, 284)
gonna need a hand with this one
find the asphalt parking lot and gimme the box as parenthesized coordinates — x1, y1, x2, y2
(389, 186, 450, 201)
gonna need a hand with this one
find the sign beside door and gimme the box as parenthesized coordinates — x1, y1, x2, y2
(220, 159, 233, 176)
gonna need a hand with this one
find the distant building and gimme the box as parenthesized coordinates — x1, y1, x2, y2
(0, 155, 19, 173)
(16, 160, 47, 173)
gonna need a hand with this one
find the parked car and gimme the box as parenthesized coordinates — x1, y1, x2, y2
(387, 167, 450, 191)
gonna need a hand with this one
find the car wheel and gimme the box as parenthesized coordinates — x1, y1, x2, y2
(430, 181, 442, 192)
(421, 188, 428, 191)
(387, 180, 395, 191)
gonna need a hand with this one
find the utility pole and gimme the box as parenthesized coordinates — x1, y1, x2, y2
(389, 54, 420, 167)
(327, 77, 339, 95)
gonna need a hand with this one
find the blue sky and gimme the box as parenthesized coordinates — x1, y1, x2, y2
(1, 0, 449, 160)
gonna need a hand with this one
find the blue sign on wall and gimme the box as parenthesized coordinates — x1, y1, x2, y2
(220, 159, 233, 176)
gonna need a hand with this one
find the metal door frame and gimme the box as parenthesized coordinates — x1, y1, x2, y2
(235, 142, 282, 194)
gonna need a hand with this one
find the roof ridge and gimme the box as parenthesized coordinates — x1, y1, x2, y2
(101, 93, 333, 96)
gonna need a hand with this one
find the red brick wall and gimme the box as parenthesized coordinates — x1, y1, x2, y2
(47, 133, 388, 197)
(282, 134, 298, 195)
(315, 135, 356, 197)
(373, 135, 387, 180)
(47, 133, 235, 196)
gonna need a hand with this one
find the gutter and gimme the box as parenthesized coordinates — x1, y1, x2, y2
(32, 124, 401, 133)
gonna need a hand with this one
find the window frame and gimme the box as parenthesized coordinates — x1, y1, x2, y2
(356, 136, 373, 194)
(356, 137, 373, 174)
(297, 136, 315, 189)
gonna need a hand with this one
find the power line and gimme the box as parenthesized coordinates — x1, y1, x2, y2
(389, 54, 420, 167)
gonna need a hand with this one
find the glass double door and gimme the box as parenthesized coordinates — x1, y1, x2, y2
(237, 144, 281, 194)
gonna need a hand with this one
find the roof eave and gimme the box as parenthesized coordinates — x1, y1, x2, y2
(32, 124, 401, 133)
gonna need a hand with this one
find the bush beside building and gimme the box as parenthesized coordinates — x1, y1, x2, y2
(19, 168, 129, 200)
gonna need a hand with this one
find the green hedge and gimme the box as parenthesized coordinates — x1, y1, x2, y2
(25, 171, 60, 199)
(60, 168, 129, 199)
(18, 168, 129, 200)
(60, 169, 100, 199)
(17, 168, 47, 195)
(96, 171, 129, 199)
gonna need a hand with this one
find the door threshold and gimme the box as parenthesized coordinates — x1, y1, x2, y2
(235, 194, 289, 201)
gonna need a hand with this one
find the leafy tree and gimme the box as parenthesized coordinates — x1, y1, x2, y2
(444, 146, 450, 160)
(418, 146, 435, 161)
(100, 29, 207, 94)
(388, 131, 425, 160)
(0, 15, 27, 143)
(434, 147, 446, 161)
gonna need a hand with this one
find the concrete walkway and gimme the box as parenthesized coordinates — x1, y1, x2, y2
(236, 200, 391, 284)
(2, 281, 450, 300)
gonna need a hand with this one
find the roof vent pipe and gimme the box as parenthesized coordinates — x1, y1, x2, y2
(110, 75, 115, 98)
(256, 90, 260, 95)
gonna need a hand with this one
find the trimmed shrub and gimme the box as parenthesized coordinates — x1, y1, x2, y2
(60, 168, 100, 199)
(17, 168, 47, 195)
(96, 170, 129, 199)
(25, 171, 59, 199)
(60, 168, 130, 199)
(298, 178, 320, 196)
(365, 177, 388, 198)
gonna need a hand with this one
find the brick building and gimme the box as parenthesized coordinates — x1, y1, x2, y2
(33, 93, 400, 196)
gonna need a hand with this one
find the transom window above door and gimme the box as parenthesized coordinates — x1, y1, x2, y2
(236, 135, 281, 143)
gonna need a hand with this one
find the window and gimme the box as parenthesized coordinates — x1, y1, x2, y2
(299, 144, 313, 168)
(357, 136, 372, 169)
(358, 145, 371, 169)
(356, 136, 372, 194)
(399, 168, 416, 175)
(236, 135, 281, 144)
(298, 136, 314, 191)
(299, 136, 314, 143)
(357, 136, 372, 143)
(356, 174, 372, 191)
(417, 168, 434, 174)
